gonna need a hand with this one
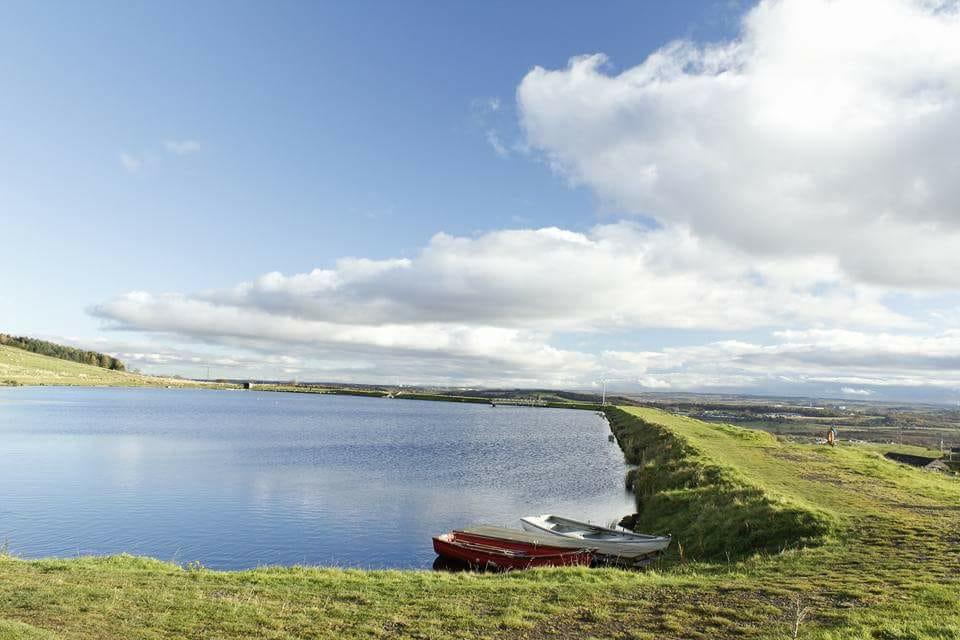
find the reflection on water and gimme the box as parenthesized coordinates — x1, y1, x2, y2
(0, 387, 634, 569)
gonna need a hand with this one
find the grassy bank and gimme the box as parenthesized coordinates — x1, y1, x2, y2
(607, 407, 835, 560)
(0, 407, 958, 638)
(0, 344, 214, 388)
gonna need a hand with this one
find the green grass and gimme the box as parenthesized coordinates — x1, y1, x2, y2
(0, 344, 214, 388)
(0, 406, 957, 639)
(608, 407, 835, 560)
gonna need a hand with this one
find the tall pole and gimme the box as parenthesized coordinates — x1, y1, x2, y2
(601, 379, 607, 406)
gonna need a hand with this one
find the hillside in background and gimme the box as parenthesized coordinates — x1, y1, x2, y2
(0, 334, 125, 371)
(0, 343, 205, 388)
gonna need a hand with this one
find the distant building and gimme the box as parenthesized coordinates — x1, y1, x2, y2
(924, 460, 951, 473)
(885, 452, 935, 467)
(885, 452, 952, 474)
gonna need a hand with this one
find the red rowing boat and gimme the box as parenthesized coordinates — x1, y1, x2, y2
(432, 531, 593, 570)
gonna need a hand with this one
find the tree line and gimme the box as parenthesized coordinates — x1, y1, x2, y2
(0, 334, 126, 371)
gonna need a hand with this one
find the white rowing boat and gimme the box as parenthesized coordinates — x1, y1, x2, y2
(519, 515, 670, 559)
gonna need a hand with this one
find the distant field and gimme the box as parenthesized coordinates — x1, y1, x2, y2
(644, 398, 960, 451)
(0, 344, 211, 388)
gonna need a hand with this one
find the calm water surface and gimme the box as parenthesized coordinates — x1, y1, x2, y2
(0, 387, 634, 569)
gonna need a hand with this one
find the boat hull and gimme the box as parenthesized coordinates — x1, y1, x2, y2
(432, 533, 593, 570)
(453, 529, 592, 553)
(457, 524, 607, 551)
(520, 516, 670, 559)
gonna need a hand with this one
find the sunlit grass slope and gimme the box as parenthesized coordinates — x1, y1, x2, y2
(0, 344, 209, 388)
(608, 407, 836, 559)
(0, 407, 957, 639)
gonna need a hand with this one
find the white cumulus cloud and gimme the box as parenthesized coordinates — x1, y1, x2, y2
(603, 328, 960, 393)
(518, 0, 960, 288)
(841, 387, 873, 396)
(88, 222, 937, 388)
(99, 223, 908, 334)
(88, 1, 960, 396)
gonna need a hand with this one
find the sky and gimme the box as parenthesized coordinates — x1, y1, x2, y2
(4, 0, 960, 403)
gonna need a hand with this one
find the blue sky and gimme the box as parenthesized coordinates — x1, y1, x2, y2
(4, 0, 960, 402)
(2, 0, 737, 326)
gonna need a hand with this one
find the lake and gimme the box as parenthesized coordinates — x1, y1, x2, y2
(0, 387, 634, 569)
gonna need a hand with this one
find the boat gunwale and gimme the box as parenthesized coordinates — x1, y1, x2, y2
(520, 515, 671, 544)
(453, 530, 597, 554)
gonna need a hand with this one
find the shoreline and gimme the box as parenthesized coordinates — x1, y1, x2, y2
(0, 404, 956, 637)
(1, 384, 619, 573)
(1, 342, 607, 410)
(1, 379, 605, 411)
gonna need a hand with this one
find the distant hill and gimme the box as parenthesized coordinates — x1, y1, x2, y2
(0, 334, 125, 371)
(0, 342, 208, 388)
